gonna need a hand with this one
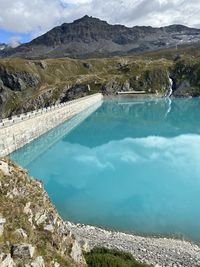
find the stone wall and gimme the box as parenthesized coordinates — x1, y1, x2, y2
(0, 93, 103, 156)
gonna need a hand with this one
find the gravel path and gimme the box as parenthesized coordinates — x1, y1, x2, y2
(66, 222, 200, 267)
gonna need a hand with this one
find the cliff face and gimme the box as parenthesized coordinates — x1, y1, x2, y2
(170, 57, 200, 97)
(0, 158, 85, 267)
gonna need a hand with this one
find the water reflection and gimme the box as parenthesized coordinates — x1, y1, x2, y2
(10, 97, 200, 242)
(64, 97, 200, 147)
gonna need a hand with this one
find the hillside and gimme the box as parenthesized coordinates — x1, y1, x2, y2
(0, 157, 85, 266)
(0, 56, 171, 119)
(1, 15, 200, 59)
(1, 47, 200, 119)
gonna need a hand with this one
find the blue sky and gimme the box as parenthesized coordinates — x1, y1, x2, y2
(0, 29, 31, 44)
(0, 0, 200, 45)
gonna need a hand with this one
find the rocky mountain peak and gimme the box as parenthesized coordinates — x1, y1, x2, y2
(74, 15, 102, 23)
(1, 16, 200, 59)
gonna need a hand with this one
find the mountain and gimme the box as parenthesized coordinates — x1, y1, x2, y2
(0, 43, 8, 51)
(1, 15, 200, 59)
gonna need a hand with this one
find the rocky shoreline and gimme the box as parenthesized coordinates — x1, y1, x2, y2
(66, 221, 200, 267)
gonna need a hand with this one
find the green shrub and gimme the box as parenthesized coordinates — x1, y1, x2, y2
(85, 247, 151, 267)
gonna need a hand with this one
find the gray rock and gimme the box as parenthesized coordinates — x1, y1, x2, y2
(30, 256, 45, 267)
(34, 61, 47, 70)
(122, 80, 131, 91)
(0, 68, 40, 91)
(83, 62, 92, 69)
(35, 211, 47, 225)
(0, 215, 6, 237)
(11, 244, 35, 259)
(0, 160, 11, 176)
(70, 240, 85, 265)
(44, 224, 54, 233)
(0, 253, 15, 267)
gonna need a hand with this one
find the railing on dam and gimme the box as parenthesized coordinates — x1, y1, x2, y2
(0, 93, 101, 128)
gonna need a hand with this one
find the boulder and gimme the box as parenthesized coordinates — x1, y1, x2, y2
(83, 62, 92, 70)
(11, 244, 35, 259)
(70, 240, 85, 265)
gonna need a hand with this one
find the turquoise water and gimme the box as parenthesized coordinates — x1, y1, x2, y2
(11, 98, 200, 242)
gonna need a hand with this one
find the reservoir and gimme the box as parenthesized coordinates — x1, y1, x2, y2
(11, 97, 200, 242)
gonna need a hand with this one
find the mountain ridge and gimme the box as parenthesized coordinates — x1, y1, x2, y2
(1, 15, 200, 59)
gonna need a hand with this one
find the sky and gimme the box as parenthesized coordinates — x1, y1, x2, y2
(0, 0, 200, 45)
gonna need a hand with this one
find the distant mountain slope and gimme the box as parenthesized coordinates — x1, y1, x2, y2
(1, 15, 200, 59)
(0, 43, 8, 51)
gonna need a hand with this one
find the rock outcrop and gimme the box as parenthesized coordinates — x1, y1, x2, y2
(0, 68, 40, 91)
(0, 158, 86, 267)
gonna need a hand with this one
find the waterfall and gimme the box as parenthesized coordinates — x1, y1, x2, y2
(165, 97, 172, 118)
(165, 74, 173, 98)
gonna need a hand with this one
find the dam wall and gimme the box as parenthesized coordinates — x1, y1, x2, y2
(10, 101, 102, 167)
(0, 93, 103, 157)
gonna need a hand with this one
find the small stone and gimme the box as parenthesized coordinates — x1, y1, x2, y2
(0, 214, 6, 237)
(31, 256, 45, 267)
(51, 260, 60, 267)
(82, 241, 90, 252)
(0, 161, 11, 176)
(44, 224, 54, 233)
(23, 202, 32, 215)
(35, 212, 47, 225)
(51, 261, 60, 267)
(83, 62, 92, 69)
(11, 244, 35, 259)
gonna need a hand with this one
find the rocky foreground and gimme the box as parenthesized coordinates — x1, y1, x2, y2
(67, 222, 200, 267)
(0, 158, 85, 266)
(0, 158, 200, 266)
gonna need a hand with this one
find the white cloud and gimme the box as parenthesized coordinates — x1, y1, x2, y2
(61, 0, 92, 4)
(0, 0, 200, 40)
(31, 134, 200, 191)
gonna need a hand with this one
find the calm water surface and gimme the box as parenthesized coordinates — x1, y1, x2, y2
(11, 98, 200, 242)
